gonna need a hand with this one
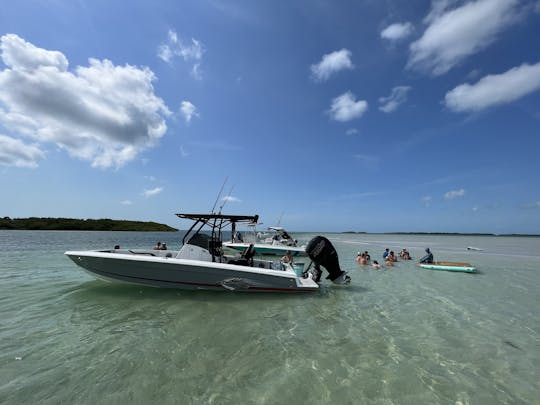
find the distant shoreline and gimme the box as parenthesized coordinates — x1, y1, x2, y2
(339, 231, 540, 237)
(0, 217, 178, 232)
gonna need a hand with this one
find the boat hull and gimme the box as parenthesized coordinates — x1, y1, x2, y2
(65, 251, 318, 292)
(420, 261, 477, 273)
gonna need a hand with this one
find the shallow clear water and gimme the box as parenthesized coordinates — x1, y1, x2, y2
(0, 231, 539, 404)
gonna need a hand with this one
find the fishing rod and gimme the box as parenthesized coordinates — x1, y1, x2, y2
(211, 176, 228, 214)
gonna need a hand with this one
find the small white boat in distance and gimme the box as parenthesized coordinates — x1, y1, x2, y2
(466, 246, 483, 251)
(223, 225, 306, 256)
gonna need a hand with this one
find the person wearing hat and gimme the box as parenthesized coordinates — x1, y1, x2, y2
(419, 248, 434, 263)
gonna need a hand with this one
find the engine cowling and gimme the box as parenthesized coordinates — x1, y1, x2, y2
(305, 236, 350, 285)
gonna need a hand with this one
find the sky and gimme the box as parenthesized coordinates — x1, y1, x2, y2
(1, 0, 539, 233)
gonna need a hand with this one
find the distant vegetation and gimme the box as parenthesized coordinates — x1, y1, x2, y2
(340, 231, 539, 237)
(0, 217, 178, 232)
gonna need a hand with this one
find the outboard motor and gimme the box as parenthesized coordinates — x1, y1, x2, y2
(305, 236, 351, 285)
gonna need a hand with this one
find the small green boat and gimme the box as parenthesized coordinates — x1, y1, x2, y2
(420, 261, 477, 273)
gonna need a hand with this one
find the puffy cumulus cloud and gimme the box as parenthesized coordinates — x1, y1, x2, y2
(0, 134, 44, 168)
(310, 49, 354, 81)
(158, 29, 204, 80)
(0, 34, 170, 169)
(380, 22, 414, 41)
(444, 188, 465, 200)
(378, 86, 411, 113)
(445, 62, 540, 112)
(328, 92, 368, 122)
(142, 187, 163, 197)
(180, 101, 199, 123)
(408, 0, 521, 76)
(1, 34, 68, 71)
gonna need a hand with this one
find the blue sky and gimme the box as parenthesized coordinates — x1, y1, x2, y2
(1, 0, 539, 233)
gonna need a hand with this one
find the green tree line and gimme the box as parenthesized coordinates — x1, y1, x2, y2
(0, 217, 178, 232)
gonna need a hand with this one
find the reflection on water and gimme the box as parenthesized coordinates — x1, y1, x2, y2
(0, 230, 539, 404)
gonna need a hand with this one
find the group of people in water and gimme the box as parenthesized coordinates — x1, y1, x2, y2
(153, 241, 168, 250)
(356, 247, 434, 269)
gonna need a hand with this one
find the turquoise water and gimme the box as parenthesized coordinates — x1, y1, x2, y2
(1, 230, 539, 404)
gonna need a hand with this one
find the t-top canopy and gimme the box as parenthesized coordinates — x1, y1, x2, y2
(175, 213, 258, 223)
(176, 213, 259, 248)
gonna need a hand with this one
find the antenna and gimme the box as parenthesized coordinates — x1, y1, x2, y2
(218, 185, 235, 214)
(211, 177, 228, 214)
(276, 211, 284, 226)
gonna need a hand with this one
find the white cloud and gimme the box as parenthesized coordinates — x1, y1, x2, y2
(0, 34, 170, 169)
(445, 62, 540, 112)
(180, 101, 199, 123)
(328, 92, 368, 122)
(0, 134, 44, 168)
(143, 187, 163, 197)
(158, 30, 204, 79)
(380, 22, 414, 41)
(346, 128, 359, 135)
(120, 200, 133, 205)
(222, 195, 241, 203)
(408, 0, 521, 76)
(310, 49, 354, 81)
(423, 0, 459, 24)
(190, 63, 202, 80)
(444, 188, 465, 200)
(378, 86, 411, 113)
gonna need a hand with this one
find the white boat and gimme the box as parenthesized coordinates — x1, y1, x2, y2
(466, 246, 483, 251)
(65, 213, 350, 292)
(223, 225, 306, 256)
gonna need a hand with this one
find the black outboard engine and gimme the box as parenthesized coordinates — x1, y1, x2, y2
(305, 236, 351, 285)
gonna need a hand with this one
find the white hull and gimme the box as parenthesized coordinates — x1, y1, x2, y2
(65, 250, 318, 293)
